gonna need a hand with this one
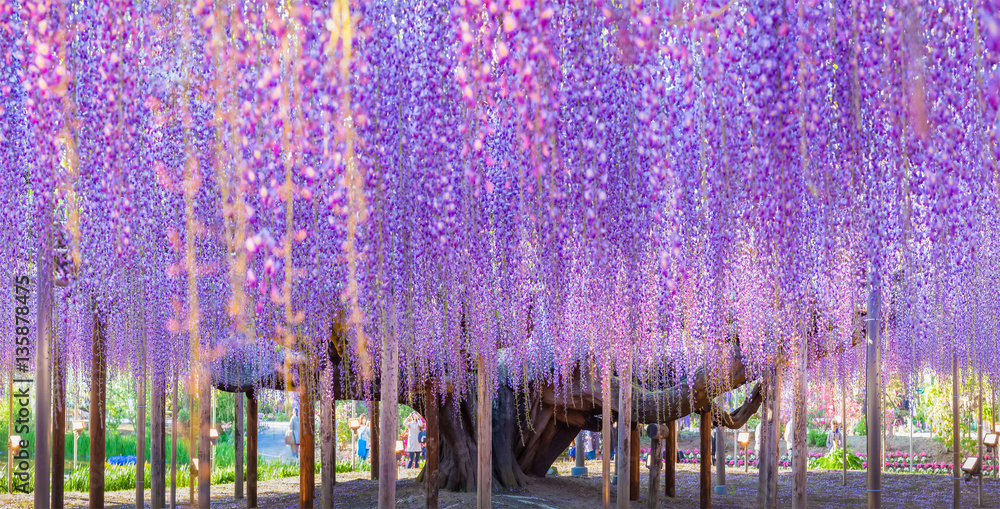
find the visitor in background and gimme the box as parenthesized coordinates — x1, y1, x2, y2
(357, 415, 370, 461)
(754, 421, 762, 459)
(405, 413, 423, 468)
(569, 439, 577, 461)
(289, 408, 301, 458)
(829, 420, 843, 451)
(610, 420, 617, 460)
(587, 431, 597, 460)
(584, 430, 595, 460)
(783, 414, 795, 454)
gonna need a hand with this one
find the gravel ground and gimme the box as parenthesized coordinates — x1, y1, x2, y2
(0, 461, 997, 508)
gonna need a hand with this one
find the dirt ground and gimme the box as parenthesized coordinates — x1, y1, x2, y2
(2, 460, 998, 508)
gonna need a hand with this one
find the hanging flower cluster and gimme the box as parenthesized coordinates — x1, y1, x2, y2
(0, 0, 998, 409)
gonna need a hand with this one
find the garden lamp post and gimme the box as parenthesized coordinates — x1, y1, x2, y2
(737, 432, 751, 472)
(984, 433, 998, 480)
(349, 418, 361, 469)
(73, 421, 86, 472)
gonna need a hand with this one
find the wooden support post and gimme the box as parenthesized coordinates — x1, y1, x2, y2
(320, 368, 335, 509)
(198, 364, 212, 509)
(792, 328, 808, 509)
(235, 392, 244, 500)
(758, 367, 782, 509)
(52, 334, 66, 509)
(647, 424, 668, 508)
(630, 424, 639, 501)
(476, 357, 492, 509)
(371, 401, 380, 481)
(666, 420, 677, 498)
(978, 371, 983, 507)
(248, 391, 258, 509)
(378, 326, 398, 509)
(866, 279, 882, 509)
(137, 320, 147, 509)
(170, 373, 178, 509)
(300, 375, 315, 509)
(700, 409, 712, 509)
(602, 361, 612, 509)
(90, 311, 107, 509)
(842, 381, 847, 486)
(952, 354, 959, 509)
(152, 366, 166, 509)
(36, 212, 54, 509)
(617, 348, 633, 509)
(425, 380, 440, 509)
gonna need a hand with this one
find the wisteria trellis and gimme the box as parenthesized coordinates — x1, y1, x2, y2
(1, 0, 999, 411)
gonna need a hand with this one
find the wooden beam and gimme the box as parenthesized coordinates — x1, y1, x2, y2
(647, 426, 663, 508)
(630, 424, 639, 501)
(320, 368, 335, 509)
(235, 392, 243, 500)
(89, 311, 107, 509)
(425, 380, 439, 509)
(152, 365, 165, 509)
(248, 392, 258, 508)
(665, 420, 677, 498)
(52, 335, 66, 509)
(477, 358, 492, 509)
(700, 409, 711, 509)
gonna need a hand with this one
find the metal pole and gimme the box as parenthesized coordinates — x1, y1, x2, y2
(170, 371, 178, 509)
(572, 430, 588, 476)
(909, 325, 916, 475)
(137, 308, 147, 509)
(952, 353, 960, 509)
(865, 274, 882, 509)
(36, 211, 54, 509)
(842, 381, 847, 485)
(978, 371, 983, 506)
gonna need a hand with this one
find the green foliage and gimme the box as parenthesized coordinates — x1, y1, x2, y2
(61, 458, 315, 493)
(0, 465, 35, 494)
(337, 460, 370, 473)
(807, 427, 828, 447)
(854, 416, 867, 436)
(808, 448, 863, 470)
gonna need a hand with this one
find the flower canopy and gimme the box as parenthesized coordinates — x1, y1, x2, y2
(1, 0, 998, 402)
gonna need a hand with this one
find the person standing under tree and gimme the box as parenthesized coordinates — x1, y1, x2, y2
(829, 420, 843, 451)
(289, 407, 301, 458)
(405, 413, 424, 468)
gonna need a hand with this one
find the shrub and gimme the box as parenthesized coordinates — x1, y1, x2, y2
(808, 448, 863, 470)
(807, 427, 828, 447)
